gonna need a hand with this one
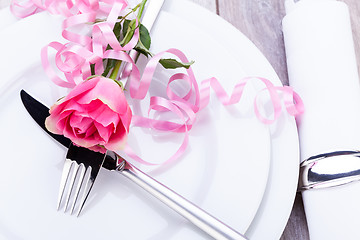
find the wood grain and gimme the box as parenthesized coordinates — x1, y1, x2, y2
(189, 0, 217, 12)
(217, 0, 289, 85)
(345, 0, 360, 78)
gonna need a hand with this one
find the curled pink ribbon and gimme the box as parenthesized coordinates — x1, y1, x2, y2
(11, 0, 305, 165)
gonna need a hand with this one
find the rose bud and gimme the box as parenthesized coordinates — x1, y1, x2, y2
(45, 76, 132, 153)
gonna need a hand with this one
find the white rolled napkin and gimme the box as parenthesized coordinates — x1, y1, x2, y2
(283, 0, 360, 239)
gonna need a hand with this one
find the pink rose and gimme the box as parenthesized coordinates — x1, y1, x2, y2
(45, 76, 132, 152)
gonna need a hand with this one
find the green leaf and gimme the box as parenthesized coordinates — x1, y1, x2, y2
(159, 58, 195, 69)
(113, 21, 122, 41)
(134, 42, 153, 57)
(122, 19, 131, 38)
(139, 24, 151, 49)
(135, 46, 150, 57)
(102, 59, 118, 77)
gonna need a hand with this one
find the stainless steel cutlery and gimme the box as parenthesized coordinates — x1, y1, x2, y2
(21, 89, 247, 240)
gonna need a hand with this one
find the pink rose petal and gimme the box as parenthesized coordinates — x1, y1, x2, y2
(45, 76, 132, 152)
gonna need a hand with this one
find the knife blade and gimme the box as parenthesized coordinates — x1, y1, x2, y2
(20, 89, 248, 240)
(20, 90, 71, 147)
(20, 90, 116, 170)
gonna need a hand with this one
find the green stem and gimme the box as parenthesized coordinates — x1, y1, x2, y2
(109, 60, 122, 80)
(137, 0, 148, 19)
(108, 0, 148, 81)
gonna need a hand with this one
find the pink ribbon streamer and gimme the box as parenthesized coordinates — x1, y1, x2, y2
(10, 0, 125, 18)
(121, 48, 304, 165)
(11, 0, 305, 166)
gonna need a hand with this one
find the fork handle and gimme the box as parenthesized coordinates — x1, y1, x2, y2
(117, 163, 247, 240)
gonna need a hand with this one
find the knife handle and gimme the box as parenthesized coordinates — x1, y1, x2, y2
(116, 161, 247, 240)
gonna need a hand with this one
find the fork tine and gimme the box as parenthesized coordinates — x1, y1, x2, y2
(59, 143, 106, 216)
(57, 159, 74, 210)
(70, 164, 86, 214)
(76, 166, 95, 217)
(63, 162, 80, 212)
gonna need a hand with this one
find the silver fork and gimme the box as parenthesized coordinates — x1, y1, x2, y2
(57, 143, 106, 216)
(56, 0, 164, 217)
(56, 47, 138, 216)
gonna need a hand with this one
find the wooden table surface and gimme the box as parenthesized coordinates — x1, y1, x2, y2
(1, 0, 359, 239)
(187, 0, 360, 239)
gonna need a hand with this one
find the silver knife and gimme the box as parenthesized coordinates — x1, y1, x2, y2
(21, 91, 247, 240)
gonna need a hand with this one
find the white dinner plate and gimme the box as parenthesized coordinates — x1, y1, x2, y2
(0, 3, 270, 240)
(0, 0, 299, 239)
